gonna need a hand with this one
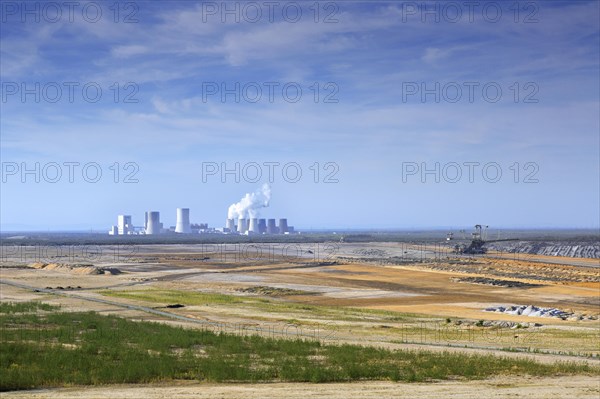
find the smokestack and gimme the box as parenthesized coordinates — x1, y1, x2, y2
(226, 218, 236, 232)
(146, 211, 161, 234)
(144, 212, 148, 232)
(175, 208, 191, 234)
(237, 218, 247, 233)
(267, 219, 278, 234)
(278, 218, 288, 234)
(248, 218, 259, 234)
(258, 218, 267, 234)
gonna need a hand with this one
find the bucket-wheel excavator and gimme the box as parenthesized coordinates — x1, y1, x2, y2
(453, 225, 519, 254)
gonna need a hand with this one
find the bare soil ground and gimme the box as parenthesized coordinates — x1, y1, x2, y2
(2, 242, 599, 396)
(3, 376, 600, 399)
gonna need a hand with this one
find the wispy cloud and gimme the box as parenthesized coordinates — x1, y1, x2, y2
(1, 1, 598, 229)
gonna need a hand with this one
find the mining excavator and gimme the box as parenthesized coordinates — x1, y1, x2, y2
(453, 224, 519, 254)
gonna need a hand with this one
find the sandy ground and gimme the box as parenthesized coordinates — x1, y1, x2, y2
(2, 242, 599, 397)
(3, 376, 600, 399)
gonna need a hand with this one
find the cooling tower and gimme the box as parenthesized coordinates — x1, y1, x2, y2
(248, 218, 259, 234)
(267, 219, 278, 234)
(226, 218, 236, 232)
(175, 208, 191, 233)
(146, 211, 161, 235)
(258, 219, 267, 234)
(237, 218, 247, 233)
(278, 218, 288, 234)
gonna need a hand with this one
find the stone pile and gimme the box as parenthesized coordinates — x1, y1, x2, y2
(485, 305, 571, 319)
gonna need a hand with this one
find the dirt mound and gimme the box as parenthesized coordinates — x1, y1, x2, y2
(451, 277, 541, 288)
(29, 263, 121, 275)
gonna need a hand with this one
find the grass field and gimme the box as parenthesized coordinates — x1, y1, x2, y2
(1, 301, 598, 391)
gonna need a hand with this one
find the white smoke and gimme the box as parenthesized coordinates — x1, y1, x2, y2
(227, 183, 271, 220)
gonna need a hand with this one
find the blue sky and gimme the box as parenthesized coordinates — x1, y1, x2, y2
(1, 0, 599, 230)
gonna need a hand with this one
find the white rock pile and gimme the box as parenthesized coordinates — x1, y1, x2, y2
(485, 305, 572, 319)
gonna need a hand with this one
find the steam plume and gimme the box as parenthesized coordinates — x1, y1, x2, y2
(227, 183, 271, 219)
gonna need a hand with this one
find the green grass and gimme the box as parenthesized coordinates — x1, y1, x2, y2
(0, 301, 60, 314)
(1, 302, 598, 391)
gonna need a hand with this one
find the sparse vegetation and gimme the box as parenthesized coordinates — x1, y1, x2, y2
(0, 301, 59, 314)
(1, 302, 597, 391)
(99, 289, 414, 322)
(101, 289, 243, 306)
(236, 286, 314, 296)
(98, 289, 600, 356)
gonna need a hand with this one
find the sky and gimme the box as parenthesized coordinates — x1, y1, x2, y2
(1, 0, 599, 231)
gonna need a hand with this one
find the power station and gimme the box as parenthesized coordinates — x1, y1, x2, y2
(225, 216, 294, 235)
(110, 208, 194, 235)
(109, 209, 296, 235)
(108, 185, 295, 235)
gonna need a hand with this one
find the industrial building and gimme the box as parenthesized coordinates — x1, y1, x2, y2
(108, 206, 296, 236)
(118, 215, 132, 234)
(109, 215, 134, 235)
(224, 217, 295, 235)
(109, 207, 211, 235)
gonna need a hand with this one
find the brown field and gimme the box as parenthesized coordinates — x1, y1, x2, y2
(1, 241, 599, 397)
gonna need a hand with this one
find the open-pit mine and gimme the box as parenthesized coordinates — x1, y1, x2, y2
(1, 232, 599, 398)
